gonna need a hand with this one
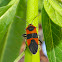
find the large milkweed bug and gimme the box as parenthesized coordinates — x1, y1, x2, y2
(16, 15, 42, 54)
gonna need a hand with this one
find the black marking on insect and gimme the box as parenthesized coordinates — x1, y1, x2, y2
(29, 39, 38, 54)
(27, 25, 35, 31)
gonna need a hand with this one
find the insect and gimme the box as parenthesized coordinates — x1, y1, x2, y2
(23, 24, 38, 54)
(16, 16, 42, 54)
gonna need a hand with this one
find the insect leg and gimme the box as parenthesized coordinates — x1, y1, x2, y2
(38, 40, 42, 45)
(22, 34, 27, 37)
(39, 40, 42, 44)
(22, 34, 27, 52)
(38, 40, 43, 45)
(24, 46, 27, 52)
(24, 42, 28, 52)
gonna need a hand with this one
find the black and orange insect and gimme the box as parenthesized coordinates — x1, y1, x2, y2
(16, 16, 42, 54)
(23, 24, 38, 54)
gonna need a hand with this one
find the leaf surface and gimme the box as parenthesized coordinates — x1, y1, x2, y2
(0, 0, 26, 62)
(44, 0, 62, 27)
(42, 7, 62, 62)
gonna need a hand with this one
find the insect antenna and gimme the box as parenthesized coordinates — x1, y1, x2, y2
(16, 16, 29, 25)
(31, 15, 39, 24)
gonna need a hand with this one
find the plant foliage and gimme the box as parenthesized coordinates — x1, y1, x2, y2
(0, 0, 26, 62)
(0, 0, 62, 62)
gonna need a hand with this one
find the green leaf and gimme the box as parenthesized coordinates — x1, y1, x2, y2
(0, 0, 19, 16)
(0, 0, 27, 62)
(42, 7, 62, 62)
(44, 0, 62, 27)
(0, 0, 19, 42)
(0, 0, 26, 61)
(0, 6, 11, 16)
(0, 0, 10, 7)
(0, 1, 19, 61)
(48, 0, 62, 16)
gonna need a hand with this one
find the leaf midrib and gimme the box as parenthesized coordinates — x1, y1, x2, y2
(49, 19, 56, 62)
(0, 5, 12, 17)
(0, 24, 11, 62)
